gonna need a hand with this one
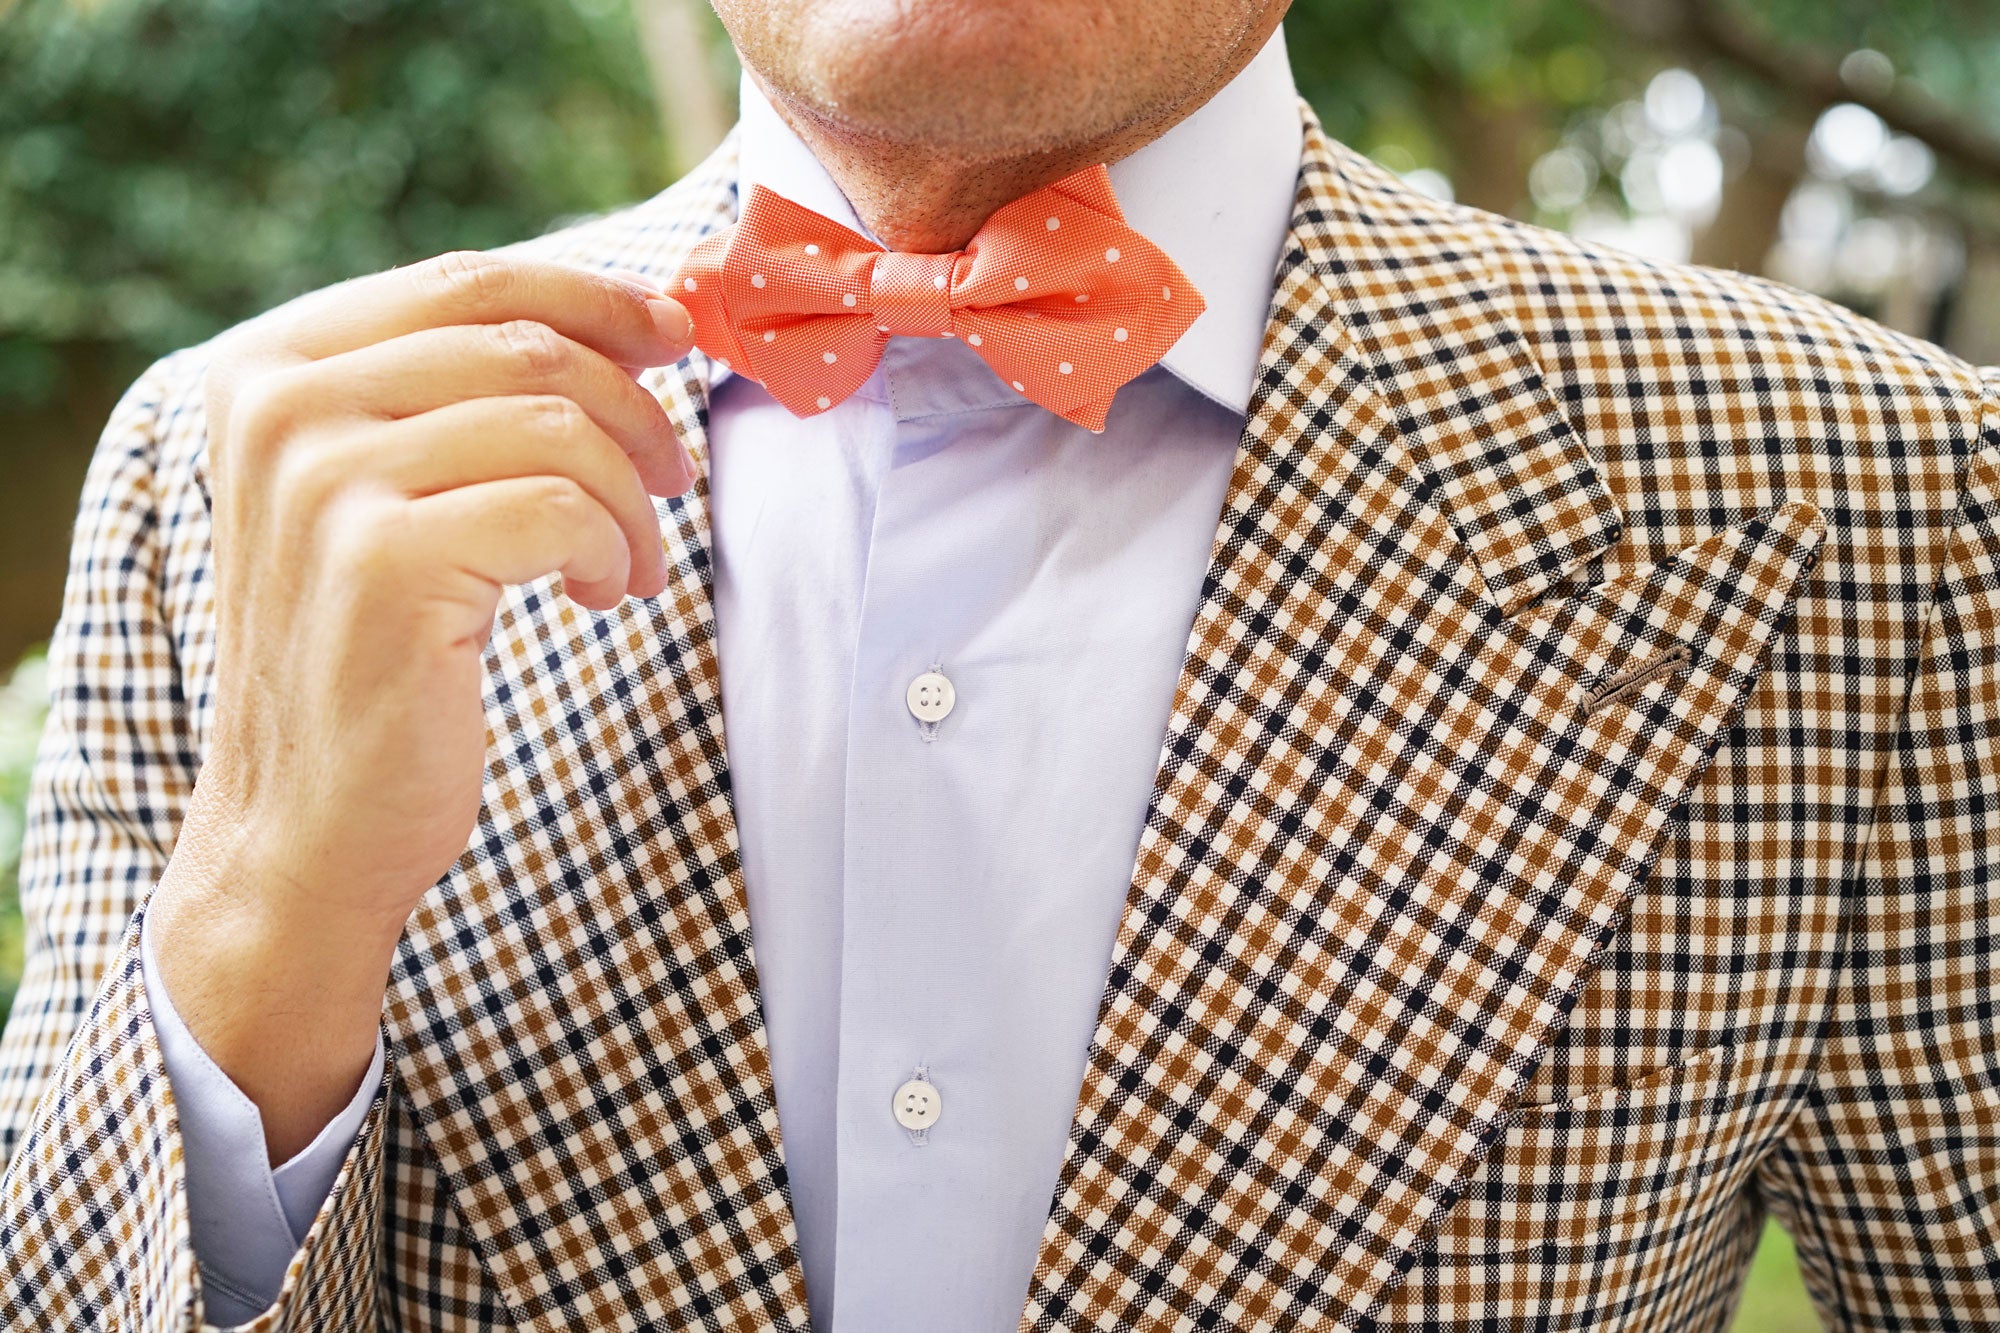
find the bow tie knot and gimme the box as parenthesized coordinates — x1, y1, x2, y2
(671, 164, 1203, 431)
(871, 251, 957, 337)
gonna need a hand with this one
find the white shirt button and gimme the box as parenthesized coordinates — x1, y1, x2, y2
(893, 1077, 942, 1131)
(906, 670, 955, 724)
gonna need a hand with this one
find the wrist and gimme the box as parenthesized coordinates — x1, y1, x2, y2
(149, 864, 404, 1021)
(156, 793, 414, 963)
(149, 826, 402, 1159)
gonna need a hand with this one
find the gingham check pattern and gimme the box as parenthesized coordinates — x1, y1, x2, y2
(2, 105, 1997, 1332)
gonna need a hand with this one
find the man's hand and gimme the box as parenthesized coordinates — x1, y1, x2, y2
(148, 252, 698, 1161)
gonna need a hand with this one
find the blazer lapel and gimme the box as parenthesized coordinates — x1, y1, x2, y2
(357, 111, 1826, 1333)
(379, 148, 812, 1333)
(1297, 130, 1626, 618)
(1020, 114, 1824, 1333)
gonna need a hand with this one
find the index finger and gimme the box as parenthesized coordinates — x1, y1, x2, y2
(275, 251, 696, 370)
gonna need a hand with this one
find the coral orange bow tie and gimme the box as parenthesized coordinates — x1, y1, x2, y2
(670, 165, 1204, 432)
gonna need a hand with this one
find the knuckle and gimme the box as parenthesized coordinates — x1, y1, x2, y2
(532, 474, 591, 519)
(208, 313, 294, 383)
(523, 393, 589, 440)
(269, 442, 336, 516)
(206, 332, 252, 386)
(225, 368, 305, 456)
(417, 249, 510, 310)
(493, 320, 568, 377)
(591, 275, 649, 334)
(340, 501, 415, 583)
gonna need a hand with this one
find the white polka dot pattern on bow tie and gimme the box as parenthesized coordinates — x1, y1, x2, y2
(669, 164, 1205, 431)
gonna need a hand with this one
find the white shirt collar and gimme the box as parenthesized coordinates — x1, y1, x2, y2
(731, 27, 1302, 417)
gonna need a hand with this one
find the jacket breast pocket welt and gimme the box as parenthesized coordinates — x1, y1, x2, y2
(1395, 507, 1823, 1261)
(1429, 1042, 1735, 1257)
(1447, 499, 1828, 839)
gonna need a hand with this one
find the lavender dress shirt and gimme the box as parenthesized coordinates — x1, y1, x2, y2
(144, 28, 1303, 1329)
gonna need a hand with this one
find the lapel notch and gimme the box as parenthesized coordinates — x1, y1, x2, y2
(1021, 113, 1823, 1333)
(1294, 126, 1626, 617)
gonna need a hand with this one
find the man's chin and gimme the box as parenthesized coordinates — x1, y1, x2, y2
(718, 0, 1197, 159)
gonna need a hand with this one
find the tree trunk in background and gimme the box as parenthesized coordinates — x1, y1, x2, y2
(1694, 115, 1808, 276)
(1, 344, 142, 665)
(1432, 85, 1544, 219)
(634, 0, 735, 178)
(1947, 237, 2000, 366)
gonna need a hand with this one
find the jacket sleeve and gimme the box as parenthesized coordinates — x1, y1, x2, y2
(0, 355, 391, 1331)
(1759, 368, 2000, 1326)
(140, 915, 388, 1325)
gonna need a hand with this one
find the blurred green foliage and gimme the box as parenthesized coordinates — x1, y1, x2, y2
(0, 0, 668, 408)
(0, 652, 46, 1024)
(4, 0, 1997, 415)
(1734, 1220, 1827, 1333)
(1289, 0, 2000, 171)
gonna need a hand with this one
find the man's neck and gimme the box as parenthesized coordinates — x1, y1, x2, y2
(750, 33, 1280, 254)
(731, 27, 1301, 414)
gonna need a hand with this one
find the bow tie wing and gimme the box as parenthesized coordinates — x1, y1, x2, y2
(951, 167, 1203, 432)
(674, 186, 886, 416)
(671, 168, 1204, 430)
(1043, 162, 1123, 216)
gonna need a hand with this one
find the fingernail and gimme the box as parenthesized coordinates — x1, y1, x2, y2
(648, 297, 694, 347)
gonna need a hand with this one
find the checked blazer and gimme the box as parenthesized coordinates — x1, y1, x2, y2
(4, 104, 2000, 1332)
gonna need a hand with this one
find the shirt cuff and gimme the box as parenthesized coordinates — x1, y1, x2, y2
(140, 912, 386, 1326)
